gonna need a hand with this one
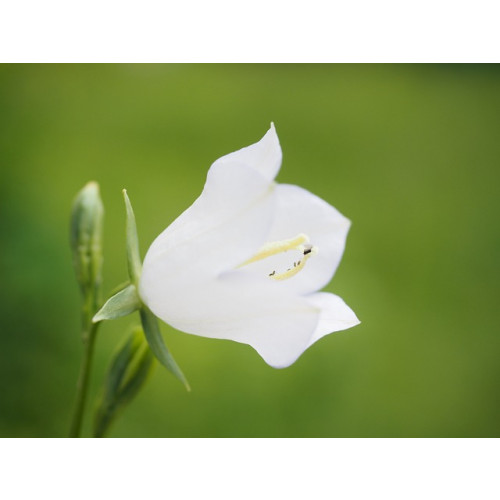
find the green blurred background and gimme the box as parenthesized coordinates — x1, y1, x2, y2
(1, 64, 499, 437)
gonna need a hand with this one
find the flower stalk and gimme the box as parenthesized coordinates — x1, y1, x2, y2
(68, 312, 99, 438)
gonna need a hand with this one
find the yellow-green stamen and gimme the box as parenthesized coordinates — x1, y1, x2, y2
(240, 233, 318, 281)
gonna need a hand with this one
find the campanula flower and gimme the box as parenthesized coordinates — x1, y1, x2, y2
(139, 124, 359, 368)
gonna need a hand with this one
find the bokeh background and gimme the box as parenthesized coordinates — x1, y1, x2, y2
(1, 64, 499, 437)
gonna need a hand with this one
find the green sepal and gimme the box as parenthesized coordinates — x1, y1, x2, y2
(122, 189, 142, 285)
(93, 326, 155, 438)
(140, 306, 191, 391)
(122, 188, 190, 391)
(92, 284, 140, 323)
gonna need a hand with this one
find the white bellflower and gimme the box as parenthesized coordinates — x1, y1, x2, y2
(139, 124, 360, 368)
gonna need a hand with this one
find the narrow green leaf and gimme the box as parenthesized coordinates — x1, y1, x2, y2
(94, 327, 154, 438)
(93, 284, 140, 323)
(122, 189, 142, 285)
(140, 306, 190, 391)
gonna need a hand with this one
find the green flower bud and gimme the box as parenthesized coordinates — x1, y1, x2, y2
(70, 181, 104, 301)
(93, 326, 154, 438)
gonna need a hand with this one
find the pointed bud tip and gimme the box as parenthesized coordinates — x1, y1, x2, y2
(81, 181, 100, 197)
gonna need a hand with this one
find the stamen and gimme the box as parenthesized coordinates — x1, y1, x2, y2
(240, 233, 309, 267)
(240, 233, 318, 281)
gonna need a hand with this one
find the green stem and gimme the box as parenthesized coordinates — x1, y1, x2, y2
(69, 302, 100, 438)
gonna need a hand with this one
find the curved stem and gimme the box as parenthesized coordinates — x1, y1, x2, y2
(69, 301, 100, 438)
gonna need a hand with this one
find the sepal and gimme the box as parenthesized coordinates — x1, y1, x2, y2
(140, 306, 190, 391)
(93, 284, 140, 323)
(122, 189, 142, 285)
(122, 188, 190, 390)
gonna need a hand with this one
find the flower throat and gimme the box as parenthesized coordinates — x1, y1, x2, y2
(240, 233, 318, 281)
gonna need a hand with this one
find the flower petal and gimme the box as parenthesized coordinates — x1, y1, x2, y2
(244, 184, 351, 294)
(143, 267, 320, 368)
(304, 292, 360, 347)
(142, 159, 276, 280)
(213, 123, 282, 182)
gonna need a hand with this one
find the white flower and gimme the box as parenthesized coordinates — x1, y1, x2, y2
(139, 124, 360, 368)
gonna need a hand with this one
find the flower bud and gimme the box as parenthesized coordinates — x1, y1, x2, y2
(70, 181, 104, 299)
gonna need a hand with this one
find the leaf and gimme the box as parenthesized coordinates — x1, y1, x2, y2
(122, 189, 142, 285)
(94, 326, 154, 438)
(140, 306, 191, 391)
(92, 284, 140, 323)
